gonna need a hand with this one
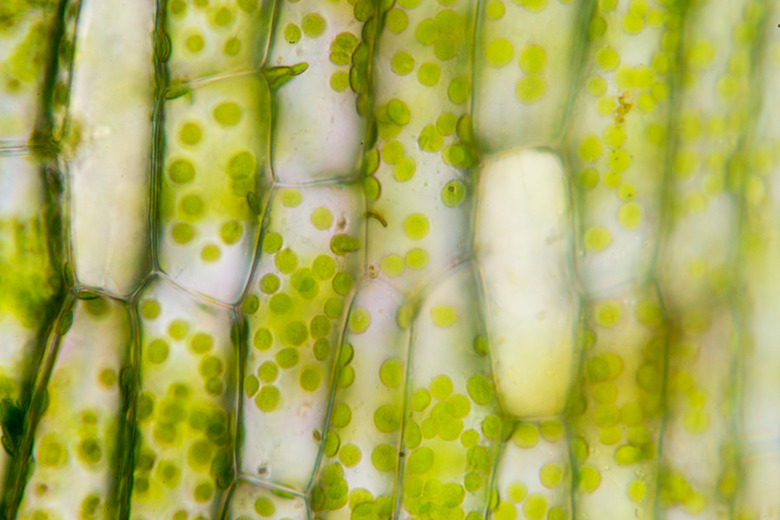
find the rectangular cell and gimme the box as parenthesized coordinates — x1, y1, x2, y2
(656, 2, 761, 517)
(366, 0, 475, 296)
(238, 184, 364, 491)
(68, 0, 155, 296)
(0, 155, 63, 496)
(310, 281, 408, 519)
(736, 4, 780, 518)
(564, 0, 680, 294)
(399, 267, 500, 520)
(475, 149, 577, 418)
(660, 0, 759, 312)
(0, 3, 58, 145)
(165, 0, 274, 82)
(568, 285, 666, 520)
(472, 0, 590, 152)
(130, 277, 237, 520)
(268, 0, 373, 182)
(159, 73, 271, 304)
(17, 296, 131, 520)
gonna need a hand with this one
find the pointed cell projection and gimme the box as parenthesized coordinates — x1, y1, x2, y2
(17, 296, 131, 520)
(735, 4, 780, 519)
(0, 156, 62, 493)
(268, 0, 376, 182)
(0, 2, 59, 145)
(568, 285, 667, 520)
(238, 184, 363, 491)
(474, 149, 577, 418)
(492, 420, 572, 520)
(656, 2, 764, 517)
(130, 277, 237, 520)
(564, 0, 682, 294)
(67, 0, 155, 296)
(225, 479, 309, 520)
(472, 0, 589, 152)
(165, 0, 274, 82)
(159, 74, 271, 304)
(366, 0, 476, 295)
(399, 267, 500, 520)
(310, 281, 408, 520)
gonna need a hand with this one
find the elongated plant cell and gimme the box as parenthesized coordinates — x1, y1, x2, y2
(0, 1, 779, 519)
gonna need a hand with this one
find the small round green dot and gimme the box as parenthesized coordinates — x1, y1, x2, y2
(518, 44, 546, 74)
(540, 463, 563, 489)
(171, 222, 194, 244)
(486, 38, 513, 68)
(302, 13, 327, 38)
(374, 404, 400, 433)
(339, 443, 362, 467)
(386, 8, 409, 33)
(281, 189, 303, 207)
(405, 248, 429, 270)
(381, 254, 405, 276)
(407, 447, 434, 474)
(332, 272, 354, 296)
(284, 23, 302, 44)
(441, 180, 467, 207)
(253, 328, 274, 351)
(140, 299, 161, 320)
(416, 18, 437, 45)
(486, 0, 505, 19)
(448, 77, 471, 104)
(190, 333, 213, 354)
(254, 497, 275, 517)
(312, 255, 336, 280)
(412, 389, 431, 411)
(371, 444, 396, 472)
(391, 51, 415, 75)
(284, 321, 308, 346)
(418, 62, 441, 86)
(200, 244, 221, 262)
(430, 305, 456, 327)
(213, 102, 242, 126)
(467, 374, 494, 405)
(275, 249, 298, 274)
(179, 122, 202, 145)
(578, 466, 601, 493)
(380, 359, 403, 388)
(220, 220, 243, 245)
(168, 159, 195, 183)
(262, 232, 283, 254)
(223, 37, 241, 56)
(147, 339, 169, 364)
(330, 71, 349, 92)
(226, 150, 256, 180)
(584, 227, 613, 252)
(300, 366, 321, 392)
(186, 34, 204, 53)
(255, 385, 281, 412)
(168, 319, 189, 340)
(269, 293, 293, 314)
(259, 273, 280, 294)
(349, 307, 371, 333)
(276, 348, 299, 369)
(515, 75, 546, 103)
(313, 338, 330, 361)
(403, 213, 430, 240)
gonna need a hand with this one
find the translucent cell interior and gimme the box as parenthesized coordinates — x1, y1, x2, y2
(1, 1, 780, 520)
